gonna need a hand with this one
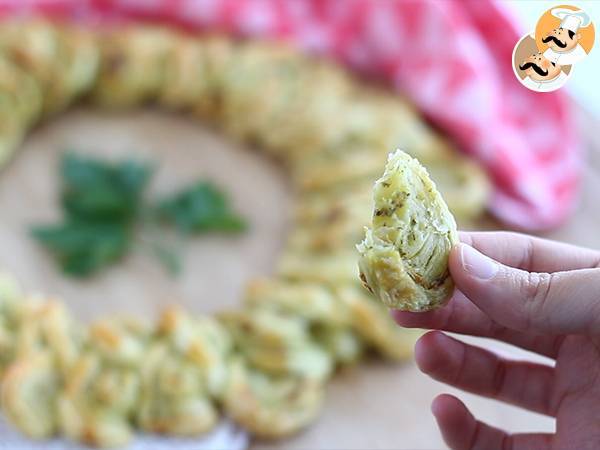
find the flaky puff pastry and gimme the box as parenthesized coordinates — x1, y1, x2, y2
(244, 279, 362, 365)
(219, 309, 333, 382)
(13, 299, 85, 375)
(277, 249, 360, 287)
(156, 307, 231, 399)
(312, 325, 364, 365)
(357, 150, 458, 312)
(0, 273, 22, 374)
(136, 342, 219, 436)
(216, 41, 353, 164)
(244, 278, 350, 326)
(92, 26, 174, 108)
(57, 354, 140, 447)
(135, 308, 229, 436)
(1, 352, 60, 439)
(0, 20, 98, 116)
(159, 34, 235, 119)
(335, 286, 421, 361)
(291, 146, 388, 193)
(0, 57, 43, 168)
(223, 358, 325, 439)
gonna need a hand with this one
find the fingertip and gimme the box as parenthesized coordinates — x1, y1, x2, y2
(414, 330, 447, 374)
(450, 243, 500, 287)
(431, 395, 471, 427)
(431, 393, 463, 419)
(449, 243, 544, 334)
(448, 243, 476, 299)
(431, 394, 475, 449)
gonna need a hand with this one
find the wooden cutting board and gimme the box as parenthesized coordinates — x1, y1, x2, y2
(0, 107, 597, 450)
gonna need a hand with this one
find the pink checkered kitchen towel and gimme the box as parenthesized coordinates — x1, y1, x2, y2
(0, 0, 582, 230)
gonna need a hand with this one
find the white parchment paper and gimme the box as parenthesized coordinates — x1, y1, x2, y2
(0, 417, 248, 450)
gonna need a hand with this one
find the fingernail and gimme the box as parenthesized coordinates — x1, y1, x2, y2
(460, 244, 498, 280)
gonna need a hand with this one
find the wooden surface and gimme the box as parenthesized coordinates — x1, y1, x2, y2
(0, 108, 597, 450)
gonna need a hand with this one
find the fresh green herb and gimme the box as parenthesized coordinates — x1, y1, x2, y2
(31, 153, 247, 278)
(31, 221, 130, 277)
(60, 153, 152, 222)
(157, 182, 247, 233)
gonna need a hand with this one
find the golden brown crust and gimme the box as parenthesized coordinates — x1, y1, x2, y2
(1, 352, 59, 439)
(223, 358, 324, 439)
(92, 26, 175, 108)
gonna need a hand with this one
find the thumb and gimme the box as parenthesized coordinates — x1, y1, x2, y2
(450, 242, 600, 335)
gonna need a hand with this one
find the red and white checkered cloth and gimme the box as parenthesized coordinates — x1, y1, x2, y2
(0, 0, 582, 230)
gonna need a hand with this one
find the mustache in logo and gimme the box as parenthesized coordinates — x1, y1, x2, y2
(542, 35, 567, 48)
(518, 62, 549, 77)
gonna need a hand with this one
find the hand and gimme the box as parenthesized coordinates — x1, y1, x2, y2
(393, 231, 600, 450)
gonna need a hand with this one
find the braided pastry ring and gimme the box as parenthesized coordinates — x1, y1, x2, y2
(0, 18, 487, 447)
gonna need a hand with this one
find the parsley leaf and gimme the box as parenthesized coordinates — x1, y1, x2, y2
(157, 182, 247, 233)
(31, 221, 130, 277)
(31, 154, 247, 278)
(61, 153, 152, 222)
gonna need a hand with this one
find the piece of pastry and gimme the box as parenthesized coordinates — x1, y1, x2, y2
(335, 285, 420, 361)
(223, 358, 324, 439)
(190, 35, 237, 119)
(156, 307, 231, 399)
(92, 26, 175, 108)
(136, 341, 219, 436)
(294, 185, 372, 226)
(1, 352, 60, 439)
(286, 219, 365, 253)
(0, 57, 43, 168)
(49, 24, 100, 114)
(217, 41, 307, 142)
(220, 309, 333, 381)
(357, 150, 458, 312)
(244, 278, 351, 326)
(277, 249, 360, 286)
(0, 272, 22, 319)
(159, 35, 210, 111)
(58, 353, 139, 447)
(241, 340, 333, 381)
(312, 325, 364, 365)
(0, 20, 98, 116)
(0, 273, 22, 374)
(14, 299, 85, 374)
(291, 146, 387, 193)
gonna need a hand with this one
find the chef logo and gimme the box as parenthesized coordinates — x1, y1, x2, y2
(512, 5, 594, 93)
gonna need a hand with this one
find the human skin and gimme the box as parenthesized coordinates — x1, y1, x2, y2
(392, 231, 600, 450)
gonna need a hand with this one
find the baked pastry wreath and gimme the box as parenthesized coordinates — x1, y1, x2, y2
(0, 19, 490, 447)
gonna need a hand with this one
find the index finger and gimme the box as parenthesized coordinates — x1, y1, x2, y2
(461, 231, 600, 273)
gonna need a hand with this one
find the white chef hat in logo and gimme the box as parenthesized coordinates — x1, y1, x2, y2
(551, 7, 591, 33)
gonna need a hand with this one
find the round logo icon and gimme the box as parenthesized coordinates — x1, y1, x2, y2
(512, 4, 594, 93)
